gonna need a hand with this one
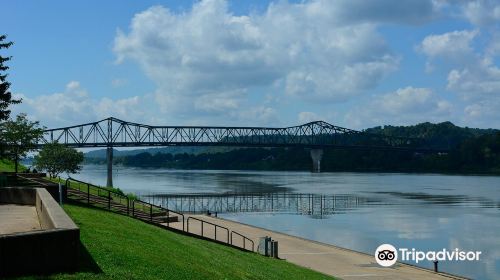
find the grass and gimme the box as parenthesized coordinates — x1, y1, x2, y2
(54, 177, 139, 201)
(19, 203, 332, 279)
(46, 178, 142, 212)
(0, 158, 27, 172)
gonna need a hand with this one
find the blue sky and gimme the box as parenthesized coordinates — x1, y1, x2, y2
(3, 0, 500, 129)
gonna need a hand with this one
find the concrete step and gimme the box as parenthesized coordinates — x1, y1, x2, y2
(67, 188, 181, 225)
(155, 215, 179, 223)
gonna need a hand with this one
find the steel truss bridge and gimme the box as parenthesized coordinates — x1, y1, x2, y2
(141, 192, 371, 219)
(39, 117, 446, 186)
(40, 117, 430, 150)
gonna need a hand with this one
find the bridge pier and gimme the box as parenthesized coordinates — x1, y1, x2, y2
(310, 149, 323, 173)
(106, 147, 113, 187)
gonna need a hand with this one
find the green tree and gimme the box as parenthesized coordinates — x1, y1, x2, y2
(34, 142, 84, 178)
(1, 113, 44, 172)
(0, 35, 21, 121)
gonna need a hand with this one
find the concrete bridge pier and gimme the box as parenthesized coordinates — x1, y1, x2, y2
(106, 147, 113, 187)
(310, 149, 323, 173)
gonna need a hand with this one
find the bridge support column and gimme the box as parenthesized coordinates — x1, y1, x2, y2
(106, 147, 113, 187)
(310, 149, 323, 173)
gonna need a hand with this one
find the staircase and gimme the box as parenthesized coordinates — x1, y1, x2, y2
(63, 177, 253, 252)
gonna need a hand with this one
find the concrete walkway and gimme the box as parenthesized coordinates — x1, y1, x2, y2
(0, 204, 41, 235)
(166, 214, 467, 280)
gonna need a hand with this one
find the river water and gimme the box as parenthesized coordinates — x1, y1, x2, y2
(73, 165, 499, 280)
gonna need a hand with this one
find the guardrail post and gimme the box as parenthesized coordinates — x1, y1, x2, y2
(201, 222, 204, 237)
(108, 191, 111, 210)
(215, 226, 217, 241)
(127, 198, 129, 215)
(132, 201, 135, 217)
(167, 210, 170, 227)
(150, 205, 153, 221)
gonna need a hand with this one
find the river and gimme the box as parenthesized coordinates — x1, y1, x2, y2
(72, 164, 499, 280)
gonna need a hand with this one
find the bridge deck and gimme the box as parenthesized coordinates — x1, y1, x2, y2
(167, 214, 465, 280)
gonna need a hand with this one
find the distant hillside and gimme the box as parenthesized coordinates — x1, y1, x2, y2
(86, 121, 497, 160)
(116, 122, 500, 174)
(85, 146, 235, 159)
(365, 121, 497, 149)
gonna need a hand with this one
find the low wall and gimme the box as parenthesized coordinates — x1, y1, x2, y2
(0, 173, 64, 203)
(0, 187, 79, 277)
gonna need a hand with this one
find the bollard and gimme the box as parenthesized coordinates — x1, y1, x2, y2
(433, 261, 438, 272)
(258, 236, 272, 256)
(58, 180, 63, 205)
(271, 240, 279, 259)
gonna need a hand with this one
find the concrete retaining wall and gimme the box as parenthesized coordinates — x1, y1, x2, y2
(0, 187, 36, 205)
(0, 187, 79, 277)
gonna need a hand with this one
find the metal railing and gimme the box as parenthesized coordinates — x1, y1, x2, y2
(230, 231, 254, 252)
(66, 177, 130, 214)
(16, 174, 52, 187)
(187, 216, 229, 243)
(66, 177, 185, 231)
(65, 177, 254, 253)
(132, 199, 185, 231)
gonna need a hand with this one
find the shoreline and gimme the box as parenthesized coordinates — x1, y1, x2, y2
(169, 213, 468, 280)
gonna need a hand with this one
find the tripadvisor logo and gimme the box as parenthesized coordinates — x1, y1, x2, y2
(375, 244, 398, 267)
(374, 244, 482, 267)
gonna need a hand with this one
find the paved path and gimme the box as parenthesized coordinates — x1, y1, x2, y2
(0, 204, 41, 235)
(167, 214, 467, 280)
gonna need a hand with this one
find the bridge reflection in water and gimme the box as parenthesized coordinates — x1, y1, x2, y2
(140, 193, 368, 218)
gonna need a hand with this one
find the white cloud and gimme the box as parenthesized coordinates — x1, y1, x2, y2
(298, 112, 321, 123)
(193, 90, 243, 113)
(113, 0, 409, 118)
(111, 78, 127, 88)
(66, 81, 81, 92)
(418, 29, 479, 60)
(447, 59, 500, 99)
(13, 81, 146, 127)
(345, 87, 453, 128)
(419, 28, 500, 127)
(460, 0, 500, 26)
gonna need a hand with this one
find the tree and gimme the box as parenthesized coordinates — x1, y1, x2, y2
(34, 143, 84, 178)
(0, 35, 21, 121)
(1, 113, 44, 172)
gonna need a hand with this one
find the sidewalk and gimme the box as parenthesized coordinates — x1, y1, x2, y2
(167, 214, 467, 280)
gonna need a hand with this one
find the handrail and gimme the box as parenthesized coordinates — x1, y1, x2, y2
(16, 174, 51, 187)
(64, 178, 261, 249)
(65, 177, 130, 214)
(230, 231, 254, 252)
(187, 216, 229, 243)
(132, 199, 185, 231)
(67, 177, 125, 196)
(65, 177, 185, 231)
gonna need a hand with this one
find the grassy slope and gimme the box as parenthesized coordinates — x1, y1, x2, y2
(29, 204, 331, 280)
(0, 158, 26, 172)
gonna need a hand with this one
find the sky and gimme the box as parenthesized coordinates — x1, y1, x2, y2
(3, 0, 500, 129)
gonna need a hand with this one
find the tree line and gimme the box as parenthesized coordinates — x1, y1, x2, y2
(115, 125, 500, 174)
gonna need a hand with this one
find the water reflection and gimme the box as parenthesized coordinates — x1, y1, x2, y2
(371, 191, 500, 208)
(73, 166, 500, 280)
(142, 192, 375, 218)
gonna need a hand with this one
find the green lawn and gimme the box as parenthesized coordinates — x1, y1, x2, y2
(0, 158, 26, 172)
(55, 178, 157, 215)
(20, 203, 331, 280)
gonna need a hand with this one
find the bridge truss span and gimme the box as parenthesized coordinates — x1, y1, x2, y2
(39, 117, 423, 150)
